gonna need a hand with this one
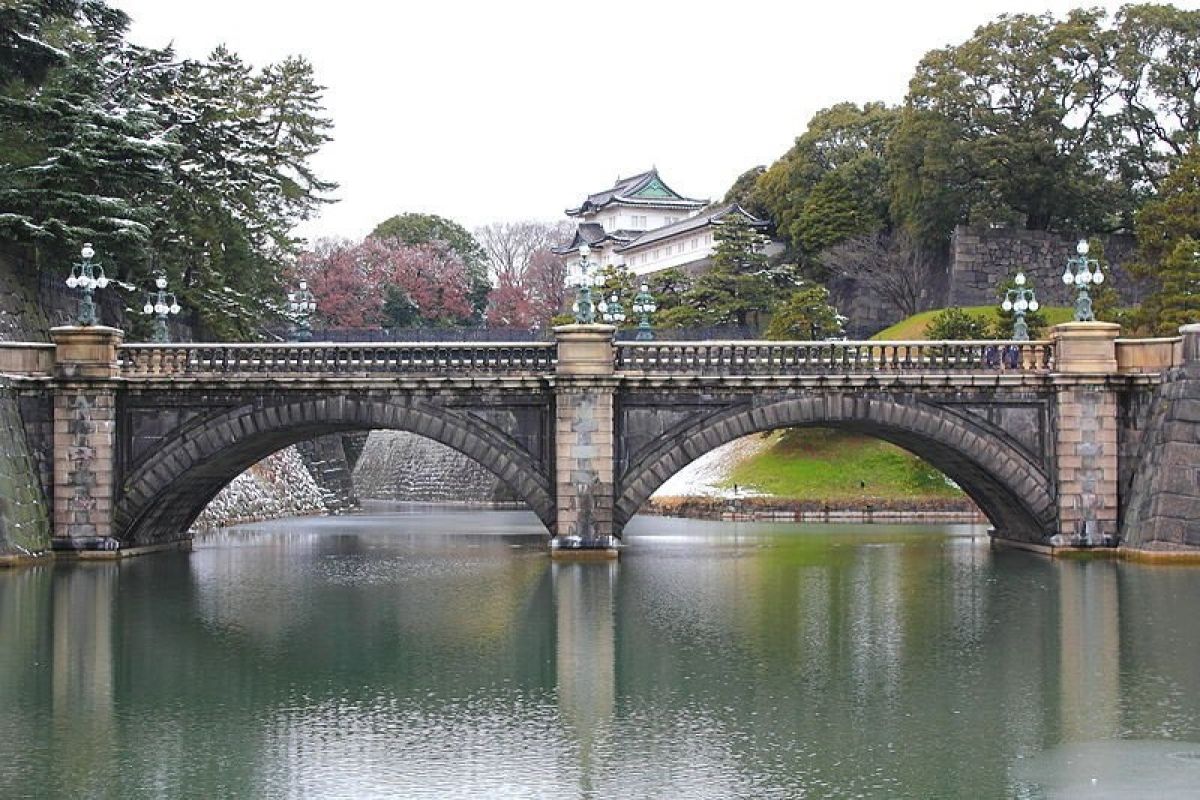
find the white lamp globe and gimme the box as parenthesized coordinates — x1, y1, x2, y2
(95, 275, 108, 288)
(1015, 272, 1026, 286)
(1077, 239, 1089, 255)
(1016, 299, 1028, 312)
(1093, 269, 1104, 284)
(154, 303, 166, 315)
(298, 280, 308, 291)
(143, 302, 154, 314)
(156, 276, 167, 289)
(66, 275, 78, 289)
(1002, 299, 1013, 311)
(1029, 300, 1040, 312)
(1062, 270, 1074, 285)
(81, 244, 94, 260)
(578, 244, 590, 259)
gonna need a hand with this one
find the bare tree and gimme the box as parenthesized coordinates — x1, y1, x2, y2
(819, 230, 940, 319)
(476, 220, 574, 326)
(474, 220, 572, 285)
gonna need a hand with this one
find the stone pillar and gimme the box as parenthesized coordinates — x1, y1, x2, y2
(551, 324, 619, 558)
(1050, 322, 1121, 547)
(50, 326, 122, 552)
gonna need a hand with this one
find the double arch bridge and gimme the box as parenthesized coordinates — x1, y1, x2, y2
(0, 321, 1193, 558)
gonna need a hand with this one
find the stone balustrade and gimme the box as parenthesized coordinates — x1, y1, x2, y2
(116, 341, 558, 377)
(615, 339, 1056, 375)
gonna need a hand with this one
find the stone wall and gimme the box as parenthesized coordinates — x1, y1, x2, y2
(1119, 360, 1200, 550)
(191, 446, 328, 530)
(0, 382, 51, 560)
(949, 226, 1143, 309)
(352, 430, 517, 503)
(293, 434, 359, 514)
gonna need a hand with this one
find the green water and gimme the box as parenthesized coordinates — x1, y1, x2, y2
(2, 509, 1199, 798)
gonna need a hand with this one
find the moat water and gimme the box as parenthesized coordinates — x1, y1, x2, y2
(2, 508, 1200, 798)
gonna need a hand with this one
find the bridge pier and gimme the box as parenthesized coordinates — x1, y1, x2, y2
(49, 326, 122, 553)
(550, 325, 620, 559)
(1047, 322, 1122, 548)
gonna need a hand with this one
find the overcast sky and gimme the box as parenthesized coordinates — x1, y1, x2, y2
(113, 0, 1145, 243)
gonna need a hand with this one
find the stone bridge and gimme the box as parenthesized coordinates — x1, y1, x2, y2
(1, 321, 1197, 561)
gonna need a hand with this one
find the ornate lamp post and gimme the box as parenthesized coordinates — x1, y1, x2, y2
(65, 243, 110, 326)
(287, 279, 317, 342)
(1000, 271, 1039, 341)
(599, 291, 626, 326)
(1061, 239, 1105, 322)
(631, 282, 658, 340)
(571, 244, 596, 324)
(141, 274, 181, 343)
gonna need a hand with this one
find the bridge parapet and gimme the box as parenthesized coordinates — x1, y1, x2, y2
(615, 339, 1055, 375)
(117, 341, 557, 378)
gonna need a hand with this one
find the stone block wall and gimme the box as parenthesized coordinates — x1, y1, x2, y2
(1120, 364, 1200, 549)
(949, 226, 1142, 309)
(0, 383, 51, 559)
(1054, 385, 1120, 545)
(191, 446, 328, 530)
(351, 430, 518, 504)
(554, 383, 616, 541)
(293, 433, 359, 514)
(51, 385, 117, 547)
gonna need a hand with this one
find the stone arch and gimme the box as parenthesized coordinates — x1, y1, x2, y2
(113, 397, 555, 544)
(616, 394, 1057, 542)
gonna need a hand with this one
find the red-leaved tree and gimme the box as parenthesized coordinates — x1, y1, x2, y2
(296, 237, 473, 328)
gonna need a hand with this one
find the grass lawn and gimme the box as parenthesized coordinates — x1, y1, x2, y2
(725, 429, 964, 502)
(872, 305, 1075, 340)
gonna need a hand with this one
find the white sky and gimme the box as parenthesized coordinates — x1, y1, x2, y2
(113, 0, 1151, 243)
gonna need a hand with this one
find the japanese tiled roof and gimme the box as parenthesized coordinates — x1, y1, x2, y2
(566, 168, 707, 216)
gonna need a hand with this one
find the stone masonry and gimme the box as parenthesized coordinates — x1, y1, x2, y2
(553, 326, 619, 556)
(949, 226, 1142, 309)
(1120, 324, 1200, 550)
(2, 319, 1198, 561)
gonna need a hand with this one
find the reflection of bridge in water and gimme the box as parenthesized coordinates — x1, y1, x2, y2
(0, 320, 1196, 558)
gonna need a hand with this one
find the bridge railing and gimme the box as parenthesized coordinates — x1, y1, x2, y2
(117, 342, 558, 377)
(615, 340, 1055, 375)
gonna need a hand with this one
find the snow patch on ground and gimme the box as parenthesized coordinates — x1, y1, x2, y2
(652, 433, 776, 499)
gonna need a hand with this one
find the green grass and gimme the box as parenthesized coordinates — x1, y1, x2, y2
(726, 429, 963, 501)
(871, 305, 1075, 340)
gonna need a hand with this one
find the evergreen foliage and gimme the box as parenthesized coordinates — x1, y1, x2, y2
(764, 283, 844, 340)
(925, 307, 990, 340)
(0, 1, 334, 338)
(1130, 147, 1200, 334)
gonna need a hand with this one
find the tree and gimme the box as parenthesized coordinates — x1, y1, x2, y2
(818, 229, 939, 318)
(925, 307, 989, 340)
(1111, 4, 1200, 193)
(751, 102, 899, 261)
(0, 2, 336, 339)
(372, 212, 489, 319)
(477, 220, 573, 328)
(722, 165, 767, 216)
(710, 212, 770, 275)
(764, 283, 845, 340)
(297, 237, 473, 329)
(1129, 146, 1200, 334)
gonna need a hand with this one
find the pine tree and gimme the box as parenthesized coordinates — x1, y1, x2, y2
(1129, 147, 1200, 335)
